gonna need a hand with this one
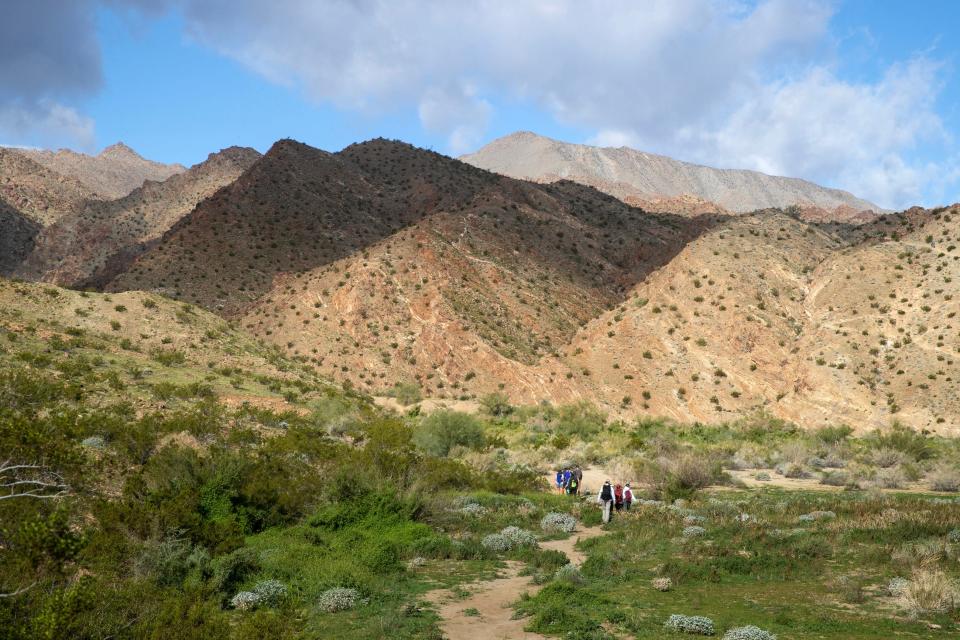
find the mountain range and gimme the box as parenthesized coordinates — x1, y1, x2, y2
(1, 133, 956, 434)
(462, 131, 883, 217)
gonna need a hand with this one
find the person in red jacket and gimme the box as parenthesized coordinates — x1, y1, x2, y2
(623, 483, 634, 511)
(614, 483, 624, 511)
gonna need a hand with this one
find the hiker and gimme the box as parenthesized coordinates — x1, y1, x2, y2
(566, 474, 579, 495)
(555, 469, 565, 494)
(597, 480, 614, 523)
(562, 468, 572, 494)
(572, 466, 583, 495)
(614, 483, 624, 511)
(623, 483, 633, 511)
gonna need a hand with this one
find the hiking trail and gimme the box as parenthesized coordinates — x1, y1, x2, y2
(425, 524, 607, 640)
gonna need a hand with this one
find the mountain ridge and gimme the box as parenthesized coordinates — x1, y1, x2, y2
(462, 131, 884, 216)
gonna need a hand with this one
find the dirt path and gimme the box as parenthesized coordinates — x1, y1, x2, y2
(426, 525, 606, 640)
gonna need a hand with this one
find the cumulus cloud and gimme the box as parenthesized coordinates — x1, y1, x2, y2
(0, 0, 104, 148)
(172, 0, 831, 150)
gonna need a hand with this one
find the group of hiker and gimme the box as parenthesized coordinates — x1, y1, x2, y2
(597, 480, 633, 523)
(554, 467, 583, 495)
(554, 468, 633, 523)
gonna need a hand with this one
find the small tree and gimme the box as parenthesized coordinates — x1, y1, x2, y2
(413, 411, 485, 457)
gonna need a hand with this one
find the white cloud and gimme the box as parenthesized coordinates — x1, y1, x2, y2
(174, 0, 832, 148)
(0, 101, 96, 150)
(417, 84, 491, 154)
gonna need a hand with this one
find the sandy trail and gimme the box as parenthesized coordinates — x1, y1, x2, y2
(426, 525, 607, 640)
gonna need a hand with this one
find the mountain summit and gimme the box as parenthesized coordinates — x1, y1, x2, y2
(462, 132, 882, 216)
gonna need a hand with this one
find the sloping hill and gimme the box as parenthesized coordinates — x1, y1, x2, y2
(462, 131, 882, 215)
(0, 148, 99, 226)
(16, 146, 260, 287)
(14, 142, 185, 199)
(557, 206, 960, 434)
(0, 202, 41, 276)
(105, 137, 712, 395)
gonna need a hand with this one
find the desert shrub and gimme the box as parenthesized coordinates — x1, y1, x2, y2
(541, 512, 577, 533)
(928, 465, 960, 492)
(389, 382, 421, 406)
(870, 447, 907, 468)
(774, 462, 809, 479)
(868, 423, 934, 461)
(458, 503, 488, 517)
(683, 515, 706, 525)
(888, 577, 911, 596)
(872, 466, 907, 489)
(481, 533, 512, 553)
(819, 470, 849, 486)
(948, 528, 960, 543)
(555, 402, 606, 438)
(134, 536, 193, 587)
(316, 587, 365, 613)
(682, 526, 706, 538)
(664, 614, 715, 635)
(652, 577, 672, 591)
(798, 511, 835, 523)
(898, 569, 958, 615)
(210, 547, 260, 594)
(754, 472, 771, 481)
(500, 526, 537, 548)
(554, 563, 584, 584)
(479, 392, 513, 417)
(723, 626, 776, 640)
(251, 579, 287, 606)
(231, 591, 260, 611)
(413, 410, 485, 457)
(641, 453, 724, 500)
(815, 424, 853, 444)
(151, 348, 186, 366)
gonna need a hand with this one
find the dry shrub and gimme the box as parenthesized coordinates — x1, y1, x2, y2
(636, 452, 725, 500)
(897, 569, 958, 616)
(928, 465, 960, 492)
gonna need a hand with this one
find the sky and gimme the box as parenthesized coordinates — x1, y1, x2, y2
(1, 1, 958, 210)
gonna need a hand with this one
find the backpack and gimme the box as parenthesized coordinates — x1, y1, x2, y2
(623, 487, 633, 503)
(600, 483, 613, 501)
(614, 484, 623, 502)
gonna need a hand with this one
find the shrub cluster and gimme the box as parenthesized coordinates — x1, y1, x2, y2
(540, 512, 577, 533)
(664, 614, 715, 635)
(316, 587, 365, 613)
(722, 626, 777, 640)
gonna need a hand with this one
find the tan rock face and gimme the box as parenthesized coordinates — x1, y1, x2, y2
(15, 142, 185, 199)
(0, 148, 97, 226)
(461, 131, 883, 217)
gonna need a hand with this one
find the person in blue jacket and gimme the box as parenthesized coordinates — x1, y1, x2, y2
(562, 468, 572, 493)
(555, 469, 565, 494)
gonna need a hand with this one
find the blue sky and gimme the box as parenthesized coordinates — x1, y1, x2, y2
(1, 1, 958, 209)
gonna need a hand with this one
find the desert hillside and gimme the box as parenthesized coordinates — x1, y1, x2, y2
(13, 142, 185, 199)
(0, 147, 99, 226)
(462, 131, 882, 215)
(16, 146, 260, 287)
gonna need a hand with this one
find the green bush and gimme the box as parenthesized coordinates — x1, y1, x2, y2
(413, 410, 485, 457)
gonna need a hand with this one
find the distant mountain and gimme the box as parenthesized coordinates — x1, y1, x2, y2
(462, 131, 882, 216)
(0, 148, 98, 226)
(106, 138, 711, 397)
(13, 142, 185, 199)
(16, 146, 260, 287)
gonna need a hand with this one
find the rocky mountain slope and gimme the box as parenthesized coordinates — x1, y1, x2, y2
(16, 146, 260, 288)
(10, 133, 957, 434)
(462, 131, 882, 215)
(553, 206, 960, 433)
(13, 142, 185, 199)
(0, 148, 99, 226)
(105, 138, 713, 395)
(0, 201, 41, 276)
